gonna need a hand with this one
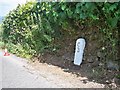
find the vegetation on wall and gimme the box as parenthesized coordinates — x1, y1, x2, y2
(1, 1, 120, 60)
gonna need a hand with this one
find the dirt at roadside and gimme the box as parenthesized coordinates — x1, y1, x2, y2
(29, 60, 105, 88)
(31, 25, 120, 88)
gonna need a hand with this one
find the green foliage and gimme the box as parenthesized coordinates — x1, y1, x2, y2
(0, 24, 4, 49)
(6, 42, 33, 58)
(0, 41, 4, 49)
(0, 24, 3, 39)
(2, 2, 120, 59)
(2, 1, 55, 58)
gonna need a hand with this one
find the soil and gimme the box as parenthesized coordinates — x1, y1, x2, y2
(29, 60, 105, 88)
(32, 25, 120, 88)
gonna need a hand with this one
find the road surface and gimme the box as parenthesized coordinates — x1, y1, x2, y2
(0, 51, 68, 88)
(0, 51, 105, 88)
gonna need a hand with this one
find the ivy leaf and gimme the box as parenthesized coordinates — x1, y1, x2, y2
(61, 5, 66, 10)
(85, 3, 96, 11)
(75, 8, 80, 14)
(109, 4, 117, 11)
(107, 17, 118, 28)
(67, 9, 73, 18)
(80, 13, 86, 19)
(59, 12, 66, 19)
(76, 3, 82, 9)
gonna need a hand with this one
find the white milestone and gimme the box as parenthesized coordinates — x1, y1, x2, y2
(74, 38, 86, 66)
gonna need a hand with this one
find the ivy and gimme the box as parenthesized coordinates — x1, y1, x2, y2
(2, 1, 120, 59)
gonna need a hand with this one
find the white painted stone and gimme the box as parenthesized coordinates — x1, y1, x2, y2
(74, 38, 86, 66)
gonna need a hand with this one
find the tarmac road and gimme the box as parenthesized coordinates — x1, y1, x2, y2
(0, 51, 68, 88)
(0, 50, 105, 88)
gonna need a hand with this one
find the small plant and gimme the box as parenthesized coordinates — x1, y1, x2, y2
(116, 75, 120, 79)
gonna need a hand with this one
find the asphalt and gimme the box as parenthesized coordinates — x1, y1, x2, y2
(0, 50, 105, 88)
(0, 51, 64, 88)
